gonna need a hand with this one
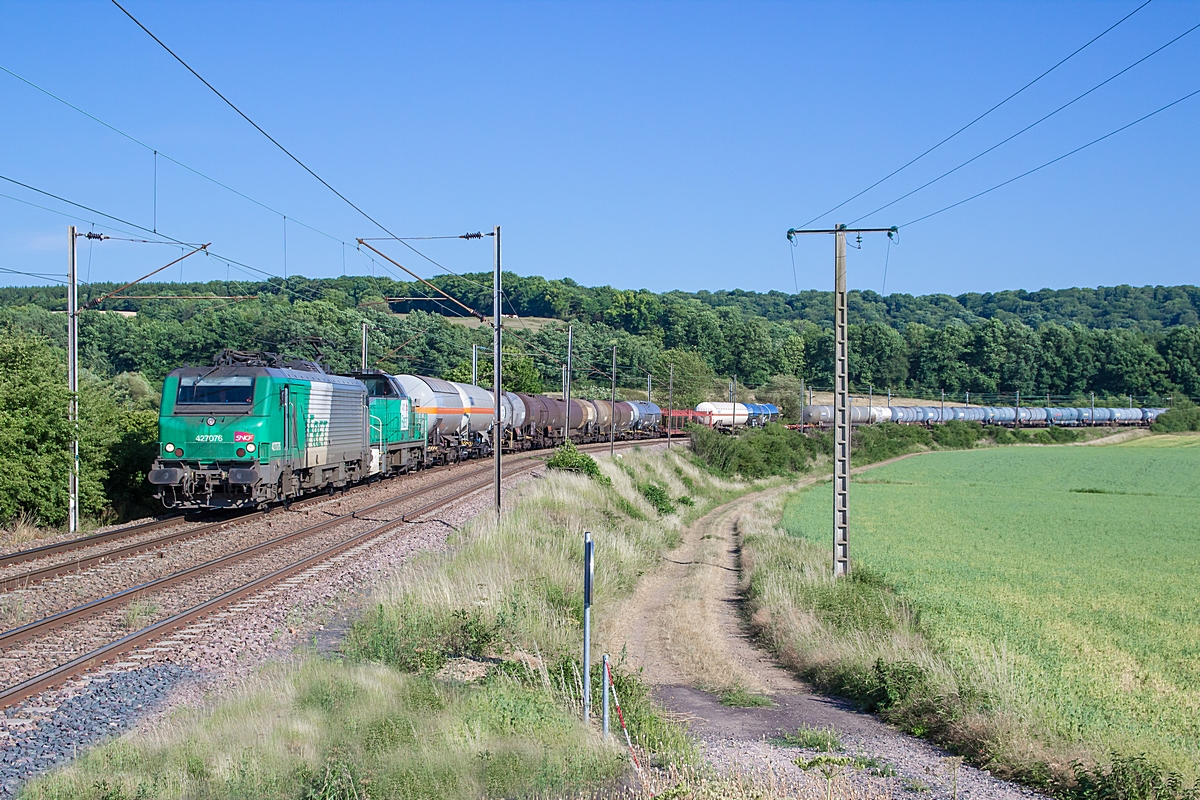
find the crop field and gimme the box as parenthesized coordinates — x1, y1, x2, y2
(781, 434, 1200, 776)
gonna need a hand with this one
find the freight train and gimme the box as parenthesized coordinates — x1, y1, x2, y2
(148, 350, 664, 510)
(800, 403, 1167, 426)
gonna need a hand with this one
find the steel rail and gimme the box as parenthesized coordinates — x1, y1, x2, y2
(0, 516, 186, 569)
(0, 457, 555, 708)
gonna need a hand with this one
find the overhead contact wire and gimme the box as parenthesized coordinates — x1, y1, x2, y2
(851, 18, 1200, 225)
(901, 85, 1200, 228)
(796, 0, 1153, 228)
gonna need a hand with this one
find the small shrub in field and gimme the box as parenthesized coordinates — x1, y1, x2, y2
(545, 441, 610, 485)
(718, 684, 772, 707)
(771, 724, 843, 752)
(639, 483, 676, 515)
(677, 495, 694, 506)
(851, 424, 932, 465)
(690, 423, 824, 478)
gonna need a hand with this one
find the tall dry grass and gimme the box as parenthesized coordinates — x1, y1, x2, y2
(347, 447, 747, 676)
(0, 511, 54, 548)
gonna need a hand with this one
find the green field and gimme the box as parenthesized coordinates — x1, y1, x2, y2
(782, 434, 1200, 776)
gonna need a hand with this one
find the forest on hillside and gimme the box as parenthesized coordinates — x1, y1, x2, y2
(2, 274, 1197, 400)
(4, 274, 1200, 332)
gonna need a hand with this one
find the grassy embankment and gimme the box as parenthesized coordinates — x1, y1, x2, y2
(739, 434, 1200, 797)
(23, 445, 774, 800)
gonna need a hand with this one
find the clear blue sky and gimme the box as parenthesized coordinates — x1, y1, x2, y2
(1, 0, 1196, 298)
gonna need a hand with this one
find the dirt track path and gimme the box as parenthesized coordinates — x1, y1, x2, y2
(604, 465, 1042, 799)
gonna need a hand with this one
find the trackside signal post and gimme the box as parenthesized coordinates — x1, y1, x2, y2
(786, 223, 896, 577)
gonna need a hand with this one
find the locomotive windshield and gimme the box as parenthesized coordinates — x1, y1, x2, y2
(359, 376, 397, 397)
(176, 375, 255, 405)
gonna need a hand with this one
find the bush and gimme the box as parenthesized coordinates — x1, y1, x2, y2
(930, 420, 984, 449)
(639, 483, 676, 515)
(851, 424, 931, 465)
(690, 423, 825, 479)
(1152, 400, 1200, 433)
(544, 441, 610, 485)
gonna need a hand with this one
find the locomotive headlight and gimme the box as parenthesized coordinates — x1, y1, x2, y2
(245, 443, 256, 453)
(164, 443, 175, 453)
(206, 416, 216, 426)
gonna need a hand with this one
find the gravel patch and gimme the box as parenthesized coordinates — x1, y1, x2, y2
(665, 686, 1046, 799)
(0, 663, 195, 798)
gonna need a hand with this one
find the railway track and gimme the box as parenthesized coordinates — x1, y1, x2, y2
(0, 439, 662, 589)
(0, 439, 649, 708)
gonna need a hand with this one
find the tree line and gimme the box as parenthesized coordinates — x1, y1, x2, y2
(2, 271, 1198, 527)
(3, 273, 1197, 399)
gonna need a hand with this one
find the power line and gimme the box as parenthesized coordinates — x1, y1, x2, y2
(110, 1, 492, 294)
(850, 18, 1200, 225)
(0, 172, 333, 307)
(795, 0, 1153, 229)
(111, 1, 400, 238)
(0, 266, 67, 284)
(0, 63, 347, 248)
(0, 190, 168, 243)
(901, 85, 1200, 228)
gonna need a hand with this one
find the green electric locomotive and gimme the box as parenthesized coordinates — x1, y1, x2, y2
(148, 351, 426, 510)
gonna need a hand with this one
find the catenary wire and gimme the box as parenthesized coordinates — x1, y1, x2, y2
(795, 0, 1153, 229)
(0, 63, 347, 248)
(110, 0, 485, 292)
(0, 267, 68, 284)
(849, 18, 1200, 226)
(0, 172, 337, 308)
(900, 85, 1200, 228)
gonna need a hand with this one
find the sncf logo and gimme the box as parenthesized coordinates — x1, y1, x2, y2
(234, 431, 255, 442)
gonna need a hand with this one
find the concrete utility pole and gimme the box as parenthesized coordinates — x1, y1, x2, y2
(668, 365, 673, 449)
(647, 373, 652, 403)
(610, 347, 617, 457)
(361, 322, 369, 371)
(787, 223, 896, 578)
(565, 325, 573, 438)
(67, 226, 79, 534)
(492, 225, 502, 520)
(472, 344, 478, 386)
(733, 376, 738, 426)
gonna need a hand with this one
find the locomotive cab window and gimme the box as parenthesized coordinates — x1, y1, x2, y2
(177, 375, 255, 405)
(360, 376, 396, 397)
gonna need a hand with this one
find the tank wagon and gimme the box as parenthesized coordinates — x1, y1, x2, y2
(694, 402, 780, 429)
(801, 403, 1166, 427)
(150, 352, 670, 510)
